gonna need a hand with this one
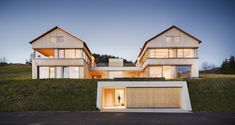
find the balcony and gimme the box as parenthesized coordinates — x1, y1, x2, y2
(32, 58, 84, 66)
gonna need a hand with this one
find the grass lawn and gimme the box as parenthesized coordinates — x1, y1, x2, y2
(0, 64, 235, 112)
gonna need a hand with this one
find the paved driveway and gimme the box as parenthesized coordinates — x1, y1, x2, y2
(0, 112, 235, 125)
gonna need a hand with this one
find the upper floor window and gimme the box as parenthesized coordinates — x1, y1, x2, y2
(166, 36, 180, 42)
(177, 49, 195, 58)
(51, 36, 64, 43)
(148, 48, 196, 59)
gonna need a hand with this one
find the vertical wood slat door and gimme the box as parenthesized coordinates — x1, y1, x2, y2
(126, 88, 181, 108)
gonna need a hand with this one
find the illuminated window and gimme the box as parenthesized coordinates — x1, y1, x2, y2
(169, 49, 176, 58)
(156, 49, 168, 58)
(76, 49, 82, 58)
(69, 67, 79, 78)
(149, 66, 162, 77)
(177, 49, 184, 57)
(184, 49, 195, 58)
(58, 49, 65, 58)
(65, 49, 76, 58)
(149, 49, 156, 58)
(49, 67, 55, 78)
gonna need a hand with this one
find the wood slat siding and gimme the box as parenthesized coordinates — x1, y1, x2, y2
(126, 87, 181, 108)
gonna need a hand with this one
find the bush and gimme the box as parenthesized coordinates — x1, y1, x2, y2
(0, 79, 98, 111)
(187, 78, 235, 112)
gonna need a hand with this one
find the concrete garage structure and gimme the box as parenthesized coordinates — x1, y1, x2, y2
(97, 81, 192, 112)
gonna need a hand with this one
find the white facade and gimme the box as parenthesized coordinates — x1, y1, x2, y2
(30, 25, 201, 79)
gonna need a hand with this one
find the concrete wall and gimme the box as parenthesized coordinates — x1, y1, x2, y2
(97, 81, 192, 111)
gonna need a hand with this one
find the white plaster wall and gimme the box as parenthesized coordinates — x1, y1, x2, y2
(97, 81, 192, 111)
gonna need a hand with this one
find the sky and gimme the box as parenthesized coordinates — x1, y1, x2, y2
(0, 0, 235, 67)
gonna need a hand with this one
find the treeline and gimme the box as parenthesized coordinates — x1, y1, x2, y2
(92, 53, 134, 64)
(220, 55, 235, 74)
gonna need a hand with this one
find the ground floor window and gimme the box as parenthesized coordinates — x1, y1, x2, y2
(148, 65, 191, 79)
(177, 66, 191, 79)
(39, 66, 84, 79)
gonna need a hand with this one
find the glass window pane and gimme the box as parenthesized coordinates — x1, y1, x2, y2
(63, 67, 69, 78)
(149, 49, 155, 58)
(163, 66, 176, 79)
(56, 67, 62, 78)
(156, 49, 168, 58)
(76, 49, 82, 58)
(169, 49, 176, 58)
(177, 49, 184, 57)
(49, 67, 55, 78)
(58, 49, 64, 58)
(177, 66, 191, 79)
(65, 49, 75, 58)
(39, 67, 49, 79)
(69, 67, 79, 79)
(184, 49, 195, 58)
(149, 66, 162, 77)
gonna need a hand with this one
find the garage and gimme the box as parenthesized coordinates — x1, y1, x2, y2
(97, 81, 192, 112)
(126, 87, 181, 108)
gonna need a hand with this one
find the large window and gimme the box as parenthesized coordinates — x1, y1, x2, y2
(169, 49, 177, 58)
(156, 49, 168, 58)
(177, 66, 191, 79)
(184, 49, 195, 58)
(177, 49, 195, 58)
(148, 48, 196, 58)
(149, 66, 162, 77)
(163, 66, 176, 79)
(39, 67, 49, 79)
(69, 67, 79, 78)
(65, 49, 76, 58)
(58, 49, 83, 59)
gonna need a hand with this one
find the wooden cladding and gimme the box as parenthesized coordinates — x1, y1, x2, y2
(126, 87, 181, 108)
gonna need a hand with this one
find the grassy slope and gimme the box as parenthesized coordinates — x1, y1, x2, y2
(188, 78, 235, 112)
(0, 64, 31, 80)
(0, 64, 235, 111)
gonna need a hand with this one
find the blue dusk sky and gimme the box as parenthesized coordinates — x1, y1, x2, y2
(0, 0, 235, 67)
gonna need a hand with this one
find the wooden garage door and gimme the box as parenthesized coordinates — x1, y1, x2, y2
(126, 87, 181, 108)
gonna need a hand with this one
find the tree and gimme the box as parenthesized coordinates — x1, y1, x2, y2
(220, 55, 235, 74)
(201, 62, 216, 71)
(26, 53, 34, 65)
(0, 57, 7, 64)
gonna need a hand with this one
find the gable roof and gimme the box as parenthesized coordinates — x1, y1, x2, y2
(137, 25, 202, 58)
(29, 26, 92, 55)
